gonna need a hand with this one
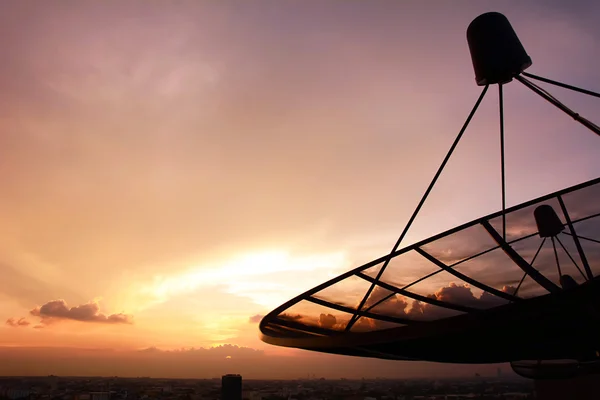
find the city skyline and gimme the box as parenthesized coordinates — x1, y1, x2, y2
(1, 1, 599, 378)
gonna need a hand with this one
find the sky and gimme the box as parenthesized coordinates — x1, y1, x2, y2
(0, 1, 599, 379)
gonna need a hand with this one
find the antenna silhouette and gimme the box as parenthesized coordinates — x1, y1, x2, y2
(260, 12, 600, 381)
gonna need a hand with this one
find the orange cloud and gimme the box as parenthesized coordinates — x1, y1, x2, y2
(30, 300, 133, 325)
(318, 313, 336, 329)
(279, 313, 303, 321)
(5, 317, 30, 327)
(362, 284, 516, 324)
(272, 284, 518, 333)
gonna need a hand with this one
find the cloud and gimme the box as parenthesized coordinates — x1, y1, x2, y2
(433, 283, 479, 306)
(365, 286, 409, 312)
(139, 346, 162, 353)
(318, 313, 336, 329)
(5, 317, 30, 327)
(248, 314, 264, 323)
(362, 284, 515, 323)
(274, 284, 518, 334)
(146, 344, 265, 356)
(279, 313, 303, 321)
(30, 300, 133, 325)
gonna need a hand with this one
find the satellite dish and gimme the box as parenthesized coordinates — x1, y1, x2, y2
(260, 12, 600, 381)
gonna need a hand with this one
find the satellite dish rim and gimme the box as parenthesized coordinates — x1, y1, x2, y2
(259, 176, 600, 361)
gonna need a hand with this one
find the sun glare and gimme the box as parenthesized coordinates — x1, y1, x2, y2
(135, 250, 348, 310)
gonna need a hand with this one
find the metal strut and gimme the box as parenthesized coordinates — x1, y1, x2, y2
(555, 236, 588, 281)
(344, 85, 490, 331)
(551, 237, 563, 278)
(515, 75, 600, 137)
(558, 196, 594, 280)
(513, 237, 546, 297)
(522, 72, 600, 99)
(564, 232, 600, 245)
(499, 83, 506, 240)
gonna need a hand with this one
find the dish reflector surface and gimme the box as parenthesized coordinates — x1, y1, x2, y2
(260, 177, 600, 363)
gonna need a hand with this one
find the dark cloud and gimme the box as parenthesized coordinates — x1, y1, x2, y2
(248, 314, 264, 323)
(365, 286, 409, 313)
(365, 283, 515, 323)
(422, 283, 515, 318)
(279, 284, 517, 333)
(30, 300, 133, 325)
(279, 313, 303, 321)
(140, 346, 161, 353)
(434, 283, 480, 306)
(5, 317, 30, 327)
(318, 313, 337, 329)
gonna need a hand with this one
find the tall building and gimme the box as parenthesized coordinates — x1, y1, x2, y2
(222, 374, 242, 400)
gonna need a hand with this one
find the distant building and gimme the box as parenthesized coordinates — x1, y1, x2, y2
(222, 374, 242, 400)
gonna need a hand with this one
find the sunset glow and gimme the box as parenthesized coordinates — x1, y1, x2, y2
(133, 250, 348, 309)
(1, 1, 599, 379)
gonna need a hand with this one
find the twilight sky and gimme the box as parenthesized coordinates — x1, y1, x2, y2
(1, 1, 599, 378)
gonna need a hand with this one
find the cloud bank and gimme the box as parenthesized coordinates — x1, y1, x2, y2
(279, 283, 517, 332)
(29, 300, 133, 325)
(0, 344, 508, 380)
